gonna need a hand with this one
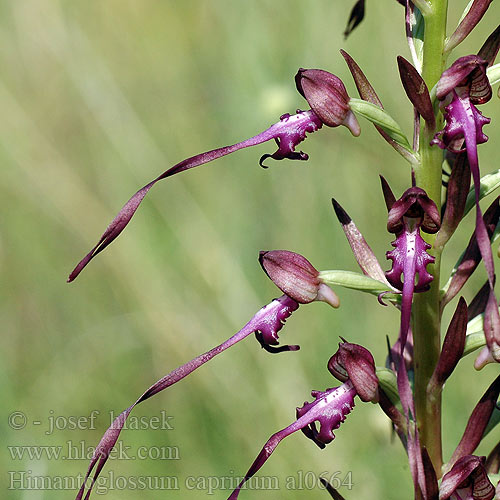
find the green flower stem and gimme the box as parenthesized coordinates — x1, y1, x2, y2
(413, 0, 448, 476)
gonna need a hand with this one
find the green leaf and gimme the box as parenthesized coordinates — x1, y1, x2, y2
(464, 168, 500, 216)
(376, 367, 401, 410)
(464, 331, 486, 357)
(487, 63, 500, 86)
(463, 310, 500, 357)
(488, 473, 500, 487)
(410, 5, 425, 72)
(348, 99, 414, 153)
(319, 270, 398, 300)
(457, 0, 475, 25)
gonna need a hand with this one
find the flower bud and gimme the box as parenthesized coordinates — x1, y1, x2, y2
(387, 186, 440, 234)
(295, 68, 361, 136)
(259, 250, 339, 308)
(436, 55, 491, 104)
(328, 341, 379, 402)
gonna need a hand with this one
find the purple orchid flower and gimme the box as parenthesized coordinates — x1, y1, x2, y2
(68, 70, 360, 282)
(228, 383, 357, 500)
(439, 455, 495, 500)
(228, 341, 378, 499)
(382, 185, 440, 497)
(74, 250, 340, 500)
(75, 294, 299, 500)
(384, 186, 439, 355)
(432, 55, 500, 361)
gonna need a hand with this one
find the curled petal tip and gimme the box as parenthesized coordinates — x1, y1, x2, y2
(343, 109, 361, 136)
(474, 346, 495, 370)
(317, 283, 340, 308)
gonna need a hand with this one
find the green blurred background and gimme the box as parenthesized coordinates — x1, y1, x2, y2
(1, 1, 499, 498)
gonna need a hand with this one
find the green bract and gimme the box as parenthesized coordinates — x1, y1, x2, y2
(348, 98, 414, 153)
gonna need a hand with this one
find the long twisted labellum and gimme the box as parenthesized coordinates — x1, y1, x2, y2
(68, 109, 324, 282)
(75, 295, 299, 500)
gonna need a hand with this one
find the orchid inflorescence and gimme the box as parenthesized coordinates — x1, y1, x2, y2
(70, 2, 500, 499)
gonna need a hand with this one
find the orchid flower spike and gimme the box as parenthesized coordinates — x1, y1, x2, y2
(432, 55, 500, 362)
(229, 341, 377, 499)
(69, 70, 359, 282)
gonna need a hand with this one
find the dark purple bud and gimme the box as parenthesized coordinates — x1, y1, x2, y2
(446, 0, 493, 52)
(68, 108, 324, 281)
(228, 382, 357, 499)
(386, 187, 440, 235)
(344, 0, 365, 39)
(331, 198, 388, 283)
(340, 50, 418, 164)
(328, 341, 378, 402)
(397, 56, 435, 126)
(477, 24, 500, 67)
(468, 280, 490, 320)
(319, 477, 347, 500)
(443, 197, 500, 305)
(435, 55, 492, 104)
(295, 69, 360, 135)
(259, 250, 340, 308)
(380, 175, 397, 212)
(440, 455, 495, 500)
(422, 448, 439, 500)
(75, 294, 299, 500)
(449, 374, 500, 467)
(340, 50, 383, 107)
(435, 153, 471, 249)
(430, 297, 467, 389)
